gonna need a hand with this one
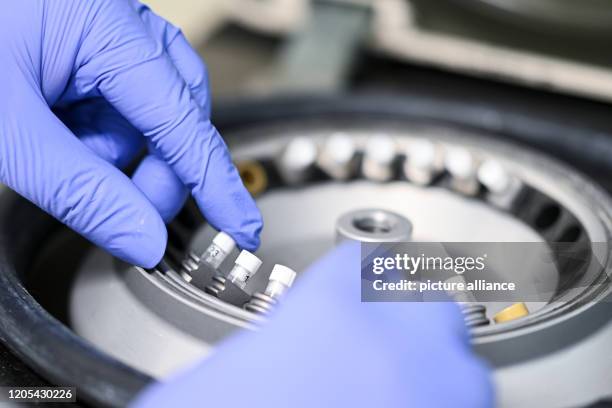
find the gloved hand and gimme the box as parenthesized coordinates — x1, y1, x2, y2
(132, 242, 494, 408)
(0, 0, 262, 267)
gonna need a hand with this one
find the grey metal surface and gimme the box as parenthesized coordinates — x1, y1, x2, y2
(496, 319, 612, 408)
(335, 208, 413, 243)
(67, 123, 612, 407)
(70, 252, 213, 378)
(70, 177, 541, 377)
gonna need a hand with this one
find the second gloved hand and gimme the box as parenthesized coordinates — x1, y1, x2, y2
(133, 242, 494, 408)
(0, 0, 262, 267)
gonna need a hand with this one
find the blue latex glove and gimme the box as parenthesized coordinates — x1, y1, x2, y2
(0, 0, 262, 267)
(132, 242, 494, 408)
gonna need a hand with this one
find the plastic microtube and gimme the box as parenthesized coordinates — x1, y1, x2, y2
(278, 137, 318, 184)
(477, 160, 511, 194)
(227, 250, 263, 289)
(264, 264, 297, 299)
(404, 139, 438, 185)
(201, 232, 236, 270)
(445, 147, 475, 178)
(362, 135, 396, 181)
(318, 133, 356, 179)
(444, 147, 479, 195)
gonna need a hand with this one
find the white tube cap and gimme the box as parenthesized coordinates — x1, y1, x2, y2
(445, 147, 475, 178)
(365, 135, 396, 164)
(408, 139, 437, 168)
(212, 231, 236, 254)
(324, 133, 356, 164)
(477, 160, 510, 194)
(235, 250, 263, 273)
(282, 137, 318, 170)
(269, 264, 297, 287)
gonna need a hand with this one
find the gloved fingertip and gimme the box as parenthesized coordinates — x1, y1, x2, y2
(133, 233, 167, 269)
(227, 214, 263, 251)
(106, 211, 168, 269)
(197, 162, 264, 251)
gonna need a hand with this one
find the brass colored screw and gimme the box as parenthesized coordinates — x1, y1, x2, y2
(237, 160, 268, 197)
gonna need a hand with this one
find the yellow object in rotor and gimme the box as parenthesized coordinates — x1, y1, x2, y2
(237, 160, 268, 197)
(494, 302, 529, 323)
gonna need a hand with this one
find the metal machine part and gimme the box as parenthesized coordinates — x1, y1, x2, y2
(66, 119, 612, 408)
(204, 250, 263, 306)
(461, 304, 490, 328)
(244, 264, 297, 314)
(446, 275, 490, 328)
(335, 209, 413, 243)
(1, 96, 611, 407)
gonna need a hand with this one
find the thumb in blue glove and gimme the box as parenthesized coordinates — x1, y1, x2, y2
(0, 0, 262, 268)
(132, 242, 494, 408)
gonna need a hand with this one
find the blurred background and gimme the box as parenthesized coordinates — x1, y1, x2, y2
(143, 0, 612, 101)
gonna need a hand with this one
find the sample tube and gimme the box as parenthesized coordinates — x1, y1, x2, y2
(277, 137, 318, 185)
(404, 139, 439, 185)
(444, 147, 479, 195)
(477, 160, 510, 195)
(362, 135, 396, 182)
(318, 133, 357, 180)
(244, 264, 297, 314)
(227, 250, 263, 289)
(202, 231, 236, 270)
(264, 264, 297, 299)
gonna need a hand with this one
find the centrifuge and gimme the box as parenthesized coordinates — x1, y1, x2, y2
(0, 95, 611, 407)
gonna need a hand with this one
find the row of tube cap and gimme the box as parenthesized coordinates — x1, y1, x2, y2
(228, 135, 525, 323)
(181, 231, 297, 314)
(276, 134, 521, 207)
(183, 232, 528, 325)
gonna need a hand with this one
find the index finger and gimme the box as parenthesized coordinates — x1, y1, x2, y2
(75, 1, 262, 250)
